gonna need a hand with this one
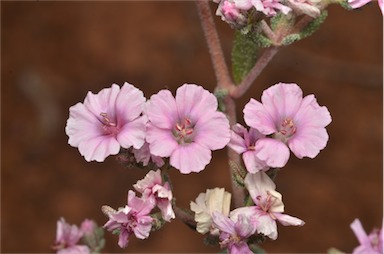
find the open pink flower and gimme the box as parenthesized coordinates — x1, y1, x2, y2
(234, 172, 304, 240)
(146, 84, 231, 174)
(103, 190, 155, 248)
(66, 82, 147, 162)
(228, 124, 269, 173)
(350, 219, 383, 254)
(243, 83, 331, 168)
(212, 211, 256, 254)
(52, 218, 90, 254)
(133, 170, 175, 222)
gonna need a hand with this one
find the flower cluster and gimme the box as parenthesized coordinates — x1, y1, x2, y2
(230, 82, 331, 173)
(66, 83, 230, 174)
(350, 218, 383, 254)
(191, 172, 305, 253)
(102, 169, 174, 248)
(65, 82, 331, 253)
(52, 218, 105, 254)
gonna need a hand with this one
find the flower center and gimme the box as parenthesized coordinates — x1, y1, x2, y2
(274, 118, 296, 143)
(100, 112, 119, 135)
(256, 191, 279, 219)
(173, 117, 194, 144)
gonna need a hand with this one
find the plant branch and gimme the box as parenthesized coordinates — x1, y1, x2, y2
(174, 206, 197, 230)
(230, 46, 280, 98)
(195, 0, 233, 90)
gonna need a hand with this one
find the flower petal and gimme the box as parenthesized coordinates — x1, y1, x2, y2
(288, 127, 329, 159)
(256, 214, 278, 240)
(243, 98, 276, 135)
(212, 211, 235, 235)
(146, 89, 178, 129)
(193, 111, 230, 150)
(275, 213, 305, 227)
(115, 82, 146, 123)
(243, 150, 269, 173)
(146, 123, 178, 157)
(244, 172, 276, 202)
(350, 219, 370, 246)
(227, 124, 248, 154)
(117, 116, 147, 149)
(169, 143, 212, 174)
(255, 138, 290, 168)
(175, 84, 218, 122)
(78, 135, 120, 162)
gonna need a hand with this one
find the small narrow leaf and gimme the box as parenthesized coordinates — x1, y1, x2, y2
(299, 10, 328, 39)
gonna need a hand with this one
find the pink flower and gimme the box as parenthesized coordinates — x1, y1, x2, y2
(132, 142, 165, 168)
(236, 172, 304, 240)
(133, 170, 175, 222)
(212, 211, 256, 254)
(65, 82, 147, 162)
(228, 124, 269, 173)
(243, 83, 331, 168)
(350, 219, 383, 254)
(146, 84, 231, 174)
(80, 219, 96, 235)
(52, 218, 90, 254)
(235, 0, 291, 16)
(103, 190, 155, 248)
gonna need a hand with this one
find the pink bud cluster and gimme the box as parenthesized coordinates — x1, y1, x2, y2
(102, 170, 174, 248)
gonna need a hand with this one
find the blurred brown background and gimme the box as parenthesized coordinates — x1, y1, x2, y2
(1, 2, 382, 253)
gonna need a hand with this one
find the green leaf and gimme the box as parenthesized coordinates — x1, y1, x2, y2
(300, 10, 328, 39)
(231, 30, 260, 84)
(281, 33, 302, 46)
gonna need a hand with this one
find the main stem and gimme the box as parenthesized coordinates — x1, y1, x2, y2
(195, 0, 244, 208)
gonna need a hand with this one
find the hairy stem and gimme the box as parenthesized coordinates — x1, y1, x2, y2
(174, 206, 197, 230)
(230, 46, 279, 98)
(195, 0, 233, 89)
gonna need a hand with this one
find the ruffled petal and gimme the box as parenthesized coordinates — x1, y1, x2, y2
(274, 213, 305, 227)
(244, 172, 276, 202)
(83, 84, 120, 121)
(146, 89, 178, 129)
(255, 138, 290, 168)
(169, 143, 212, 174)
(117, 116, 147, 149)
(212, 211, 235, 235)
(175, 84, 218, 122)
(261, 83, 303, 124)
(227, 124, 248, 154)
(146, 123, 178, 157)
(193, 111, 230, 150)
(288, 127, 329, 159)
(256, 214, 278, 240)
(78, 135, 120, 162)
(243, 98, 276, 135)
(66, 102, 102, 147)
(115, 82, 146, 123)
(243, 150, 269, 173)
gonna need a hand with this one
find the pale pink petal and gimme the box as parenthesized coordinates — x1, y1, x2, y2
(66, 103, 102, 147)
(227, 124, 248, 154)
(169, 143, 212, 174)
(83, 84, 120, 121)
(157, 198, 175, 222)
(235, 0, 254, 9)
(146, 123, 178, 157)
(294, 94, 331, 128)
(255, 138, 290, 168)
(118, 230, 129, 248)
(244, 172, 276, 202)
(288, 127, 329, 159)
(175, 84, 218, 122)
(235, 214, 257, 238)
(133, 170, 162, 194)
(348, 0, 372, 8)
(274, 213, 305, 226)
(78, 135, 120, 162)
(351, 219, 370, 246)
(261, 83, 303, 124)
(115, 82, 146, 123)
(193, 111, 230, 150)
(132, 217, 153, 239)
(230, 242, 253, 254)
(256, 214, 278, 240)
(117, 116, 147, 149)
(243, 98, 277, 135)
(212, 211, 236, 235)
(57, 245, 90, 254)
(243, 150, 269, 173)
(146, 90, 178, 129)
